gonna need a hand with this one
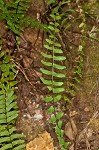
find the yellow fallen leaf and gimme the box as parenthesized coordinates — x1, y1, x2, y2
(26, 131, 54, 150)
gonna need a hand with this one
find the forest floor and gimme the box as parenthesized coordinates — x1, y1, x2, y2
(0, 0, 99, 150)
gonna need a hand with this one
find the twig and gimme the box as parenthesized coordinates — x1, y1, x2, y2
(12, 60, 33, 86)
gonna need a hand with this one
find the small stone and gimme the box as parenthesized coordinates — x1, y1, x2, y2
(84, 107, 90, 112)
(33, 114, 43, 121)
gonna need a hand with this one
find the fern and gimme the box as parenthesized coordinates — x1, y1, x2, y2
(0, 0, 31, 34)
(0, 0, 48, 34)
(0, 37, 25, 150)
(40, 6, 69, 150)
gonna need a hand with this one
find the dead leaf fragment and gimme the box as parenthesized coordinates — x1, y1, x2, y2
(23, 56, 33, 68)
(26, 131, 54, 150)
(70, 118, 77, 138)
(65, 119, 77, 141)
(65, 122, 74, 141)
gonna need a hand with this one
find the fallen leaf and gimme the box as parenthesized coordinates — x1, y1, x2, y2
(65, 119, 77, 141)
(23, 56, 33, 68)
(65, 122, 74, 141)
(70, 118, 77, 138)
(26, 131, 54, 150)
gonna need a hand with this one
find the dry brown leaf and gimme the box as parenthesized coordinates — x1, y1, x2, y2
(26, 131, 54, 150)
(65, 122, 74, 141)
(70, 118, 77, 138)
(65, 119, 77, 141)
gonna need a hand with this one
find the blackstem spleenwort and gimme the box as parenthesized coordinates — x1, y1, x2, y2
(40, 6, 70, 150)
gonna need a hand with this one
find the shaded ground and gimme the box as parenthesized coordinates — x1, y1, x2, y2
(0, 1, 99, 150)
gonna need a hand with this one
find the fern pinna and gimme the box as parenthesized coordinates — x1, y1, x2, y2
(0, 39, 25, 150)
(40, 7, 69, 150)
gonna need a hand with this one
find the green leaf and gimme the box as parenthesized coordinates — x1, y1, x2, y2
(47, 106, 55, 113)
(56, 112, 64, 119)
(48, 0, 56, 5)
(50, 14, 55, 19)
(40, 68, 65, 78)
(59, 138, 65, 146)
(50, 22, 59, 27)
(53, 42, 61, 47)
(0, 114, 6, 119)
(73, 77, 80, 83)
(6, 95, 17, 106)
(49, 34, 57, 39)
(53, 81, 64, 86)
(41, 60, 52, 67)
(55, 28, 60, 32)
(54, 56, 66, 61)
(63, 142, 70, 149)
(47, 86, 52, 91)
(9, 81, 18, 87)
(13, 144, 26, 150)
(3, 55, 11, 63)
(48, 25, 54, 31)
(50, 115, 56, 124)
(40, 68, 52, 75)
(64, 96, 72, 104)
(0, 52, 4, 58)
(78, 45, 83, 52)
(0, 120, 6, 124)
(0, 130, 9, 136)
(43, 96, 53, 102)
(40, 76, 63, 86)
(7, 111, 18, 122)
(54, 64, 66, 70)
(79, 22, 84, 28)
(54, 95, 61, 102)
(40, 77, 52, 85)
(58, 120, 62, 128)
(0, 108, 5, 113)
(46, 39, 54, 44)
(0, 137, 10, 143)
(6, 90, 14, 100)
(53, 48, 63, 54)
(9, 127, 16, 134)
(53, 72, 65, 78)
(53, 87, 65, 93)
(55, 15, 61, 20)
(10, 134, 25, 140)
(44, 44, 52, 50)
(44, 45, 63, 54)
(12, 140, 25, 146)
(55, 125, 61, 136)
(41, 52, 52, 59)
(6, 102, 17, 112)
(0, 143, 12, 150)
(60, 129, 64, 137)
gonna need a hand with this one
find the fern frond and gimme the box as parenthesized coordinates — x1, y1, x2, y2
(0, 53, 25, 150)
(40, 8, 68, 149)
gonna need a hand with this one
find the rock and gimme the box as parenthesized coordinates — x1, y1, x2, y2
(26, 131, 54, 150)
(33, 113, 43, 121)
